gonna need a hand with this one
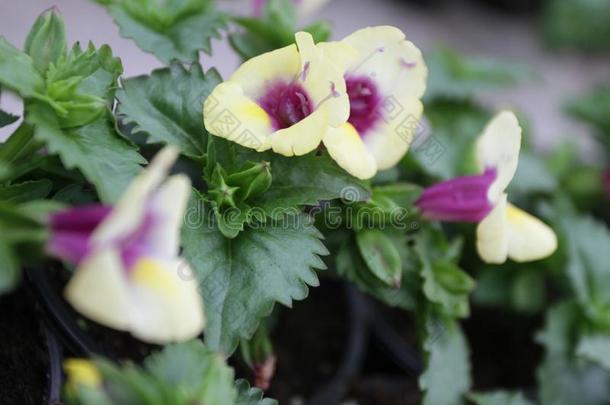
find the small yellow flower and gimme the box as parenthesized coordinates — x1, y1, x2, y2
(64, 359, 102, 394)
(204, 31, 351, 157)
(321, 26, 428, 179)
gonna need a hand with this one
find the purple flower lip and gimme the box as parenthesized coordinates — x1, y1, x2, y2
(415, 168, 498, 223)
(259, 81, 314, 130)
(345, 75, 383, 136)
(47, 204, 158, 272)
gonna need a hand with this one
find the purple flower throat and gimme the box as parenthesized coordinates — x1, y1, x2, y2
(345, 76, 383, 136)
(259, 82, 314, 130)
(415, 168, 498, 223)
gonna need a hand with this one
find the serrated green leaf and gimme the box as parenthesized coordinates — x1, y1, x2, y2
(27, 102, 145, 203)
(0, 179, 52, 202)
(419, 312, 471, 405)
(536, 301, 610, 405)
(250, 152, 371, 215)
(0, 236, 19, 294)
(356, 228, 402, 288)
(73, 340, 238, 405)
(99, 0, 226, 63)
(182, 192, 327, 354)
(235, 379, 277, 405)
(468, 391, 534, 405)
(0, 109, 19, 128)
(0, 37, 44, 97)
(117, 62, 221, 158)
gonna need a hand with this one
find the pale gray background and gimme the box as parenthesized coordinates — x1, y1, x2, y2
(1, 0, 609, 157)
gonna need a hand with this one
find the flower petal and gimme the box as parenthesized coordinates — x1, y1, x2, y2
(475, 111, 522, 202)
(92, 146, 178, 245)
(296, 32, 351, 127)
(476, 193, 509, 264)
(230, 43, 301, 99)
(341, 26, 427, 100)
(268, 107, 330, 156)
(204, 82, 274, 152)
(64, 247, 131, 331)
(323, 123, 377, 179)
(362, 96, 423, 170)
(129, 258, 205, 343)
(145, 174, 191, 259)
(506, 203, 558, 262)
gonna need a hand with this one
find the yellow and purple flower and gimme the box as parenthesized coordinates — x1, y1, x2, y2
(416, 111, 558, 264)
(204, 31, 350, 157)
(321, 26, 427, 179)
(47, 147, 204, 343)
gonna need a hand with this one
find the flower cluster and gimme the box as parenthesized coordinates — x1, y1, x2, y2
(204, 26, 427, 180)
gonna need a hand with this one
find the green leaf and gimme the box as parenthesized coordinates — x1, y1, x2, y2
(419, 311, 471, 405)
(556, 213, 610, 327)
(235, 379, 277, 405)
(509, 150, 558, 194)
(468, 391, 534, 405)
(335, 232, 418, 311)
(250, 152, 371, 214)
(415, 228, 474, 318)
(425, 47, 532, 101)
(536, 302, 610, 405)
(24, 7, 67, 74)
(566, 86, 610, 136)
(577, 332, 610, 371)
(0, 109, 18, 128)
(99, 0, 226, 63)
(27, 102, 145, 203)
(410, 99, 490, 180)
(356, 228, 402, 288)
(0, 37, 44, 97)
(0, 179, 52, 202)
(117, 62, 221, 158)
(0, 236, 19, 294)
(75, 340, 238, 405)
(181, 192, 327, 354)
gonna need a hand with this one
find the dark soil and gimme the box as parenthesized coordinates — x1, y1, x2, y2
(0, 284, 50, 405)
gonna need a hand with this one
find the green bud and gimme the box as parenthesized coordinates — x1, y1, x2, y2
(24, 7, 67, 74)
(226, 161, 272, 201)
(209, 165, 240, 209)
(56, 94, 106, 128)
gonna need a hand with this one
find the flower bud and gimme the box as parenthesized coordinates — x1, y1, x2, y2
(24, 7, 67, 73)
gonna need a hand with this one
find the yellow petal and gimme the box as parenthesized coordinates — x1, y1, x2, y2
(476, 194, 509, 264)
(64, 359, 102, 391)
(341, 26, 427, 99)
(129, 258, 205, 343)
(146, 174, 192, 258)
(506, 203, 558, 262)
(268, 107, 330, 156)
(92, 146, 177, 244)
(296, 31, 351, 127)
(323, 123, 377, 179)
(64, 248, 131, 331)
(230, 43, 301, 99)
(318, 41, 359, 74)
(475, 111, 522, 202)
(363, 96, 424, 170)
(204, 81, 273, 152)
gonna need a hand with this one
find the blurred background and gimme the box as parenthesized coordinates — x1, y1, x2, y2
(1, 0, 609, 156)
